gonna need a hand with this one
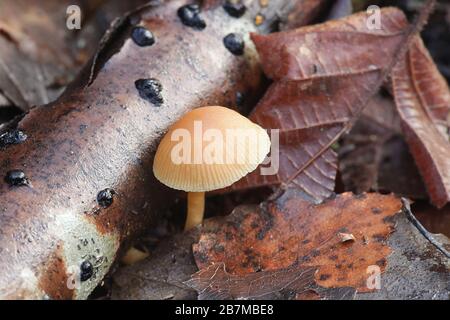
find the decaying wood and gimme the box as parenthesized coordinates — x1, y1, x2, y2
(0, 0, 319, 299)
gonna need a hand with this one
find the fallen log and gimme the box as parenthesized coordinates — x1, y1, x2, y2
(0, 0, 322, 299)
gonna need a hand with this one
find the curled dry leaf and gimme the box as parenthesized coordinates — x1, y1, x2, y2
(193, 192, 403, 292)
(120, 247, 149, 266)
(392, 36, 450, 208)
(228, 8, 410, 203)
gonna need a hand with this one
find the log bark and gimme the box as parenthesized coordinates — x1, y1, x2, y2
(0, 0, 318, 299)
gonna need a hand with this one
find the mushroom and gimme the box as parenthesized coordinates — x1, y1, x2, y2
(153, 106, 271, 230)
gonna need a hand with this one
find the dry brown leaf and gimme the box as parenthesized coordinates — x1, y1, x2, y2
(227, 8, 411, 203)
(392, 36, 450, 208)
(193, 192, 403, 292)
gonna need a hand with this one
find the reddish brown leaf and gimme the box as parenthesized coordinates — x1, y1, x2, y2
(228, 8, 410, 202)
(392, 36, 450, 208)
(193, 191, 403, 292)
(251, 8, 409, 81)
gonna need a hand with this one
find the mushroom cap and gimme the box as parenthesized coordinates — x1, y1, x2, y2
(153, 106, 271, 192)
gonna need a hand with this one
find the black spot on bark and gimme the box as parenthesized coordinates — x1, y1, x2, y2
(223, 33, 245, 55)
(0, 129, 27, 149)
(97, 188, 115, 208)
(135, 78, 164, 106)
(5, 170, 29, 186)
(223, 1, 246, 18)
(177, 4, 206, 30)
(131, 26, 155, 47)
(80, 260, 93, 281)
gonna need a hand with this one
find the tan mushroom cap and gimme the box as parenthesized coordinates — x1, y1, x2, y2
(153, 106, 271, 192)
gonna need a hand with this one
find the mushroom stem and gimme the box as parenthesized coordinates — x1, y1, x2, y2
(185, 192, 205, 230)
